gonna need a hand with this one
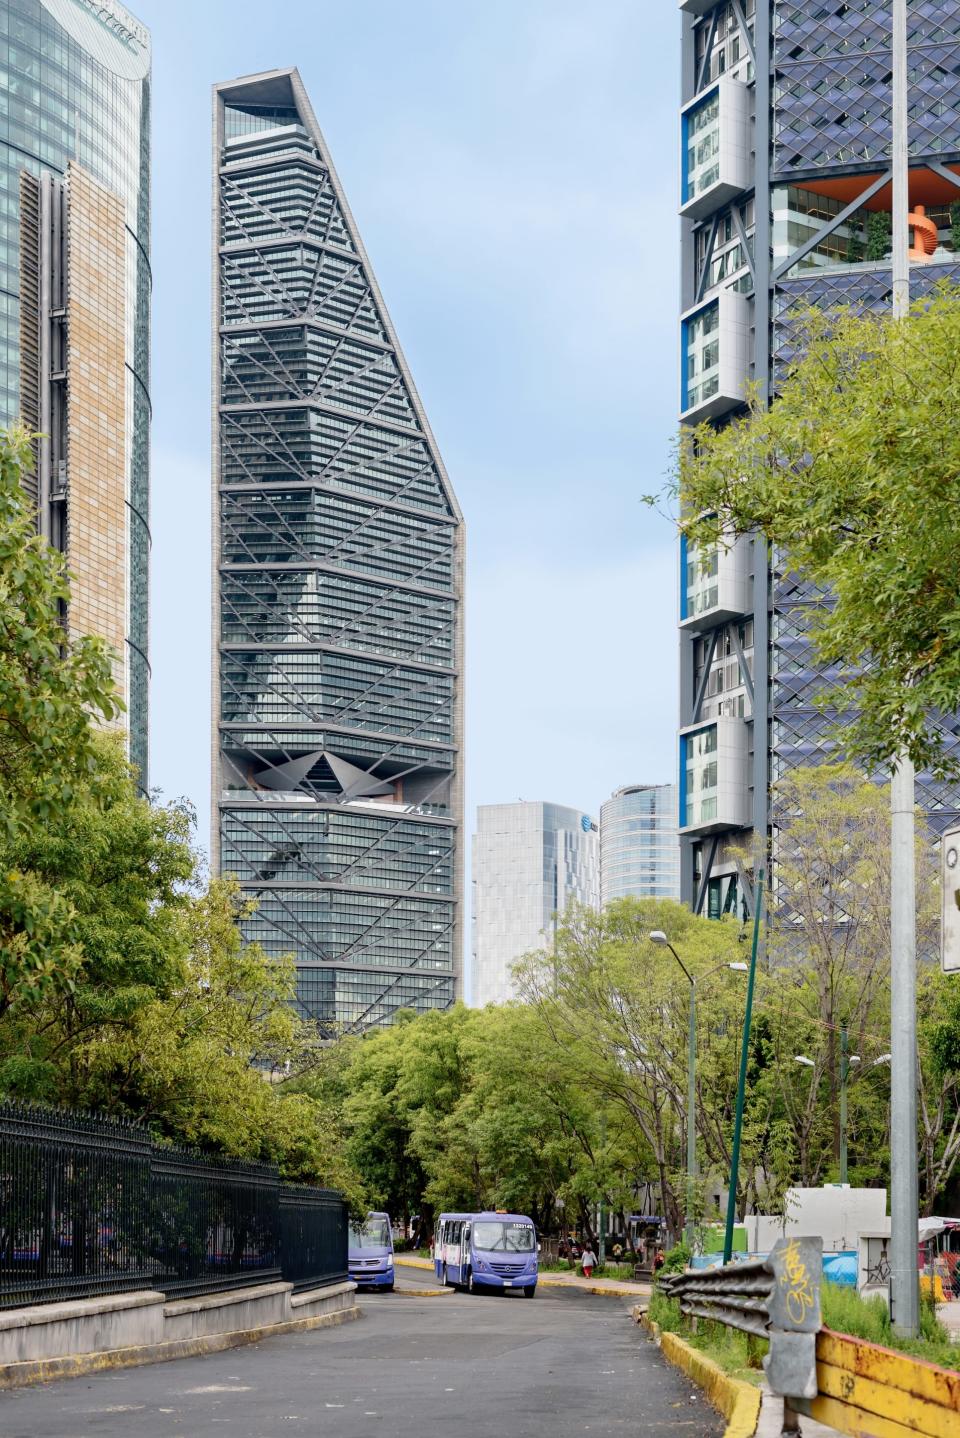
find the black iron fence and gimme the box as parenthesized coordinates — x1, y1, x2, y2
(0, 1102, 348, 1310)
(279, 1183, 348, 1293)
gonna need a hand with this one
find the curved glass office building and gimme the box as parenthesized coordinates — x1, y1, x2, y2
(0, 0, 151, 781)
(212, 69, 464, 1034)
(600, 784, 679, 906)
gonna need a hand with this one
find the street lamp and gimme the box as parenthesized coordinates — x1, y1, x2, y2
(794, 1040, 889, 1184)
(649, 931, 748, 1249)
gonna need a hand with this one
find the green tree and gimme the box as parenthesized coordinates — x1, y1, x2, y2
(865, 210, 891, 262)
(0, 427, 120, 1015)
(0, 740, 356, 1193)
(747, 765, 959, 1212)
(516, 898, 752, 1240)
(676, 289, 960, 774)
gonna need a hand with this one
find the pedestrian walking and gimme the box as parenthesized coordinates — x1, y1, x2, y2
(580, 1244, 598, 1279)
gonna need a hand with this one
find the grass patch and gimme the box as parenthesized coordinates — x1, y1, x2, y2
(540, 1259, 637, 1279)
(648, 1288, 767, 1385)
(821, 1283, 960, 1372)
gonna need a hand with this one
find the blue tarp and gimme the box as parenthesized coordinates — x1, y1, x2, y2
(822, 1251, 857, 1287)
(690, 1249, 858, 1286)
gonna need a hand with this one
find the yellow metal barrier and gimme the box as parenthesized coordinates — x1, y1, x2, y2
(802, 1327, 960, 1438)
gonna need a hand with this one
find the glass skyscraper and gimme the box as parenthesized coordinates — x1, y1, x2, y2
(678, 1, 960, 917)
(212, 69, 464, 1034)
(471, 802, 599, 1007)
(600, 784, 679, 906)
(1, 0, 151, 783)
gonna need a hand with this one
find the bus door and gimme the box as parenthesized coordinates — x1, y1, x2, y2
(461, 1223, 472, 1278)
(441, 1219, 462, 1282)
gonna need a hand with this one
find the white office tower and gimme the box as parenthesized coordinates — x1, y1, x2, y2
(600, 784, 680, 905)
(471, 802, 599, 1006)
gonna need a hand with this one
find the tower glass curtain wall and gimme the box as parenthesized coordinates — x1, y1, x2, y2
(471, 802, 599, 1007)
(600, 784, 679, 905)
(212, 70, 464, 1035)
(0, 0, 151, 783)
(678, 0, 960, 918)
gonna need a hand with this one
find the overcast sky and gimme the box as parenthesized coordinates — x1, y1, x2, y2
(140, 0, 681, 868)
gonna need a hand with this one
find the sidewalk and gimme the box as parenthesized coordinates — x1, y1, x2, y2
(755, 1384, 836, 1437)
(394, 1255, 651, 1300)
(938, 1300, 960, 1340)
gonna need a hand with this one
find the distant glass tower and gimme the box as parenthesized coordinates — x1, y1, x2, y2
(1, 0, 151, 784)
(471, 802, 599, 1007)
(212, 69, 464, 1034)
(600, 784, 679, 906)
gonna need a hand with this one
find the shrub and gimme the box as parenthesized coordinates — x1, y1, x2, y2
(659, 1241, 691, 1277)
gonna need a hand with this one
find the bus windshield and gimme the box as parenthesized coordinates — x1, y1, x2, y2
(350, 1217, 390, 1249)
(473, 1221, 535, 1253)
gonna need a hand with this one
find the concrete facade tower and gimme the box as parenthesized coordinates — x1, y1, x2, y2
(471, 802, 599, 1007)
(678, 1, 960, 916)
(4, 0, 151, 784)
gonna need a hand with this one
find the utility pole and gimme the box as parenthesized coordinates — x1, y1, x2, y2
(889, 0, 920, 1339)
(649, 934, 749, 1252)
(839, 1024, 848, 1185)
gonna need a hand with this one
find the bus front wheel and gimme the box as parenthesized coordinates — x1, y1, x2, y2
(465, 1269, 476, 1294)
(523, 1285, 536, 1299)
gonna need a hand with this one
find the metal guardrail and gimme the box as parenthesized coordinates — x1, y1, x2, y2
(660, 1235, 823, 1407)
(658, 1236, 960, 1438)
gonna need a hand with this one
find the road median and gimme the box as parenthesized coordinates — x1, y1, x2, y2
(394, 1255, 651, 1300)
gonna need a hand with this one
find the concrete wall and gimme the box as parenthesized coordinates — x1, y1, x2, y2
(0, 1291, 165, 1365)
(744, 1187, 888, 1254)
(0, 1279, 357, 1384)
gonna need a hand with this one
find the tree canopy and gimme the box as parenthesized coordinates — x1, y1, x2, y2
(0, 426, 359, 1199)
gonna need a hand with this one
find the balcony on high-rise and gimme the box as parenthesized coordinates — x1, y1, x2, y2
(679, 717, 751, 836)
(680, 530, 751, 631)
(680, 77, 750, 221)
(680, 288, 751, 423)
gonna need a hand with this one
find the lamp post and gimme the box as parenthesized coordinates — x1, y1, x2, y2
(724, 867, 764, 1265)
(649, 930, 748, 1249)
(794, 1042, 892, 1184)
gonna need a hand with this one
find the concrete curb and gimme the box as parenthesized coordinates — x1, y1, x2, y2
(538, 1277, 649, 1299)
(0, 1300, 362, 1390)
(632, 1306, 761, 1438)
(390, 1287, 453, 1298)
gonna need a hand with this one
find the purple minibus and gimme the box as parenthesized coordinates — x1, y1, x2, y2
(434, 1211, 538, 1297)
(348, 1212, 394, 1291)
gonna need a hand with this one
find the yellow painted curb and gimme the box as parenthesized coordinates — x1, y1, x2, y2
(537, 1277, 647, 1298)
(395, 1256, 434, 1270)
(0, 1303, 362, 1391)
(635, 1309, 761, 1438)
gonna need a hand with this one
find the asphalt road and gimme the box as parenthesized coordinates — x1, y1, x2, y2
(0, 1287, 725, 1438)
